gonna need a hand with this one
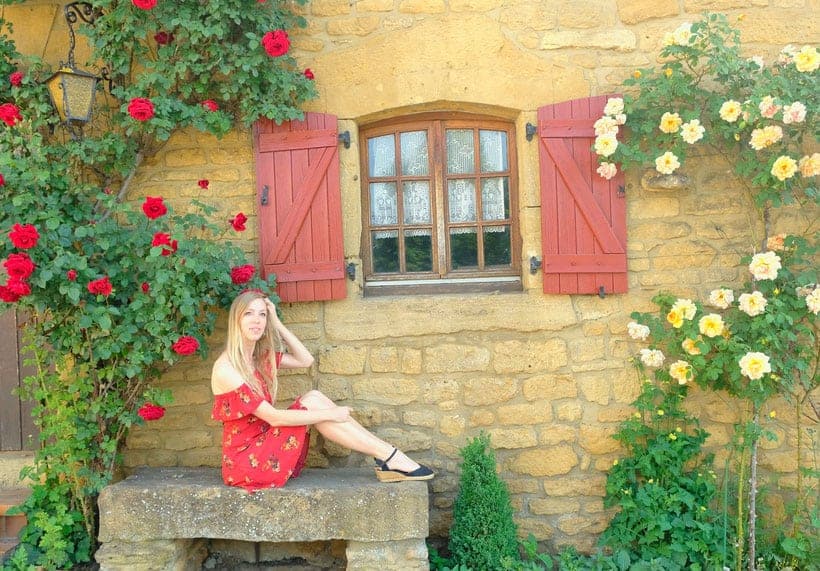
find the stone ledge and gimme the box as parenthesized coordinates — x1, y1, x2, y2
(97, 466, 429, 544)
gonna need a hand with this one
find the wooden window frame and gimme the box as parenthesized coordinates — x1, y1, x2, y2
(360, 112, 522, 296)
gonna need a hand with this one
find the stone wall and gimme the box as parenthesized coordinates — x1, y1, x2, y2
(3, 0, 818, 552)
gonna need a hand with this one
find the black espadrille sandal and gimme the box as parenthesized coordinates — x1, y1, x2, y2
(374, 447, 434, 482)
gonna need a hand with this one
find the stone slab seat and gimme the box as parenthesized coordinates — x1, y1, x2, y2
(95, 466, 430, 571)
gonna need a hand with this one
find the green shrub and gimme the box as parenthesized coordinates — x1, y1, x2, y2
(447, 432, 520, 570)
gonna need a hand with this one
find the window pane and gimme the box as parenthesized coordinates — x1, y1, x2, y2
(450, 227, 478, 269)
(481, 177, 509, 221)
(446, 129, 474, 174)
(484, 226, 511, 266)
(368, 135, 395, 177)
(400, 131, 429, 176)
(403, 181, 431, 224)
(405, 229, 433, 272)
(448, 179, 476, 223)
(479, 130, 508, 173)
(370, 182, 397, 225)
(372, 230, 399, 273)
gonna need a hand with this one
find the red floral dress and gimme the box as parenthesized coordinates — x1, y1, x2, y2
(211, 354, 310, 492)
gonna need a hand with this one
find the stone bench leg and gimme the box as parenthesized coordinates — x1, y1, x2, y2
(345, 538, 429, 571)
(95, 538, 207, 571)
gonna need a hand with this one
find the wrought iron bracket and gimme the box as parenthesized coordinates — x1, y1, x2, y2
(525, 123, 537, 142)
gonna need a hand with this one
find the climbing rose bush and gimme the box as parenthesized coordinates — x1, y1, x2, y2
(0, 0, 316, 566)
(591, 14, 818, 209)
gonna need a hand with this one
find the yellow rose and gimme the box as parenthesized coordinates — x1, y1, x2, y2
(794, 45, 819, 73)
(771, 156, 797, 181)
(669, 360, 693, 385)
(659, 112, 682, 133)
(666, 307, 684, 328)
(655, 151, 681, 175)
(698, 314, 725, 338)
(682, 338, 701, 355)
(738, 351, 771, 380)
(719, 100, 742, 123)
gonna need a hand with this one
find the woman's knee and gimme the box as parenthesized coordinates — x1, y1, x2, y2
(300, 389, 335, 409)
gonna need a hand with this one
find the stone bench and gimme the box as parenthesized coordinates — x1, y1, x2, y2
(95, 466, 430, 571)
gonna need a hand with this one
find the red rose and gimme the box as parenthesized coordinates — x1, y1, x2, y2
(4, 253, 35, 280)
(261, 30, 290, 58)
(141, 282, 150, 293)
(154, 31, 173, 45)
(137, 403, 165, 421)
(9, 71, 22, 87)
(127, 97, 154, 121)
(87, 276, 113, 296)
(142, 196, 167, 219)
(201, 100, 218, 112)
(8, 223, 39, 249)
(132, 0, 157, 9)
(6, 279, 30, 297)
(151, 232, 178, 256)
(198, 179, 209, 189)
(230, 264, 256, 284)
(0, 285, 20, 303)
(0, 174, 5, 186)
(171, 335, 199, 355)
(67, 269, 77, 281)
(230, 212, 248, 231)
(0, 103, 22, 126)
(304, 68, 315, 80)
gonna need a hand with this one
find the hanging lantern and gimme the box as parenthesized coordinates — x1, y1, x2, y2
(45, 66, 98, 124)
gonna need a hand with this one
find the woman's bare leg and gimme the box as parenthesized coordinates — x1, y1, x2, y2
(299, 390, 422, 472)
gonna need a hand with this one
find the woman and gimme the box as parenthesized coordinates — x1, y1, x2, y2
(211, 289, 434, 491)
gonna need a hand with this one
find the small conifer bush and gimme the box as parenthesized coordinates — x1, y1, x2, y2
(448, 432, 520, 569)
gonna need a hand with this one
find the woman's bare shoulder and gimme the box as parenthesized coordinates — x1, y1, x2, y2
(211, 353, 244, 395)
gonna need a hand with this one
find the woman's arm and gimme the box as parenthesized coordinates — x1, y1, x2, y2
(253, 399, 351, 427)
(212, 358, 350, 427)
(265, 298, 314, 369)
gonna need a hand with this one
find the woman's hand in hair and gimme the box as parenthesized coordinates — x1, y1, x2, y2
(264, 297, 282, 327)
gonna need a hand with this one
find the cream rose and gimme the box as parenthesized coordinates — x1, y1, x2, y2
(738, 352, 771, 380)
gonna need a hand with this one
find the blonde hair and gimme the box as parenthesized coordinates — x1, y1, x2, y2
(225, 290, 281, 398)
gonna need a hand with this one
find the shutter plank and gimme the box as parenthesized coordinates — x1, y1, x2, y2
(254, 113, 346, 303)
(537, 95, 628, 295)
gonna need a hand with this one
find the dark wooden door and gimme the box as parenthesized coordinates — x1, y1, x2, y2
(0, 310, 37, 451)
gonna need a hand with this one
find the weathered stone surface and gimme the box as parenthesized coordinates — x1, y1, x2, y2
(319, 345, 367, 374)
(497, 401, 553, 425)
(616, 0, 679, 24)
(511, 445, 577, 476)
(370, 346, 399, 372)
(462, 376, 518, 405)
(325, 292, 577, 340)
(487, 427, 538, 449)
(346, 538, 429, 571)
(351, 377, 420, 404)
(530, 497, 580, 516)
(522, 374, 578, 400)
(424, 343, 491, 372)
(97, 467, 429, 544)
(494, 338, 569, 373)
(95, 538, 207, 571)
(539, 30, 636, 51)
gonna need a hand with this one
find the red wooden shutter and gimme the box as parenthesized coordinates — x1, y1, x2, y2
(253, 113, 346, 303)
(537, 95, 627, 295)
